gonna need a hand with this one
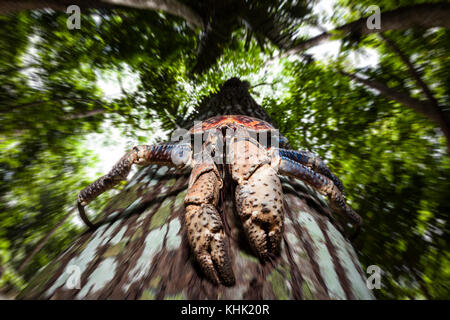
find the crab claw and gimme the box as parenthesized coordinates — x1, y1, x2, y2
(235, 164, 284, 259)
(229, 131, 284, 260)
(185, 204, 235, 286)
(184, 158, 235, 286)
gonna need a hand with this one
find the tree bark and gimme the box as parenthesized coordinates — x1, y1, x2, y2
(284, 3, 450, 56)
(18, 78, 374, 300)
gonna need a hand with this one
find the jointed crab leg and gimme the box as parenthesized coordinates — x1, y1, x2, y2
(77, 143, 191, 228)
(274, 148, 344, 192)
(273, 155, 362, 226)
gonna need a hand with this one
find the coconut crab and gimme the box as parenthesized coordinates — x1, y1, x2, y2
(77, 115, 361, 286)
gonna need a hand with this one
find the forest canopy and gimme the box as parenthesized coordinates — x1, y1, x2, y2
(0, 0, 449, 299)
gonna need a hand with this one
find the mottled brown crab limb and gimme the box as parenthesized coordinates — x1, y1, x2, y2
(184, 161, 235, 286)
(230, 133, 285, 260)
(78, 144, 189, 206)
(77, 144, 191, 228)
(275, 148, 345, 192)
(275, 156, 362, 226)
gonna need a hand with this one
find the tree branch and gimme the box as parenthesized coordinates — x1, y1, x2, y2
(379, 33, 439, 108)
(378, 34, 450, 151)
(0, 63, 40, 76)
(284, 3, 450, 56)
(103, 0, 203, 29)
(341, 71, 437, 121)
(0, 0, 203, 29)
(0, 0, 111, 14)
(341, 71, 450, 151)
(2, 98, 108, 121)
(0, 98, 104, 113)
(62, 108, 107, 120)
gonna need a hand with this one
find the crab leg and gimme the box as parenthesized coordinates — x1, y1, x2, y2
(229, 130, 285, 260)
(184, 150, 235, 286)
(273, 155, 362, 226)
(77, 143, 191, 227)
(274, 148, 344, 192)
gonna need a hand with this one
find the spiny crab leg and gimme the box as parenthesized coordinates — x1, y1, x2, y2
(77, 143, 191, 228)
(184, 142, 235, 286)
(271, 153, 362, 226)
(229, 129, 285, 260)
(274, 148, 345, 193)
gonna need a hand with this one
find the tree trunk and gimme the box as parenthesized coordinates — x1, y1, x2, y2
(17, 78, 374, 300)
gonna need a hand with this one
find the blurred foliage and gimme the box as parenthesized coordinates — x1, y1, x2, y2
(0, 0, 449, 299)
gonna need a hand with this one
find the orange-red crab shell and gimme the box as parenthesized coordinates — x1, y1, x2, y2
(189, 115, 276, 134)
